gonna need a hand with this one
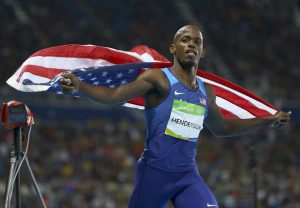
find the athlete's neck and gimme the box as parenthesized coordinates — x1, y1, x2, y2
(171, 61, 198, 90)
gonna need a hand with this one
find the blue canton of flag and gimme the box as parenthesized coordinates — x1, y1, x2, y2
(47, 62, 154, 98)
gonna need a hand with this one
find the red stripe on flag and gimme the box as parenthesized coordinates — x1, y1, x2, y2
(130, 45, 172, 68)
(219, 108, 239, 119)
(128, 97, 144, 106)
(30, 45, 143, 64)
(17, 65, 68, 82)
(213, 86, 273, 117)
(197, 70, 279, 111)
(152, 62, 173, 68)
(131, 45, 171, 62)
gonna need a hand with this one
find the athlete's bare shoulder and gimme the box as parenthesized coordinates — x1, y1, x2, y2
(140, 68, 169, 93)
(142, 68, 170, 108)
(142, 67, 166, 79)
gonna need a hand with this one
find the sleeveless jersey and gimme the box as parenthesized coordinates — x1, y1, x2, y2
(141, 68, 209, 172)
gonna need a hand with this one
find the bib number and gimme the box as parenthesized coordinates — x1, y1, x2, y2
(165, 100, 205, 142)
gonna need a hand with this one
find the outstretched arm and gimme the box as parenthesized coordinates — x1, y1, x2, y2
(204, 85, 291, 137)
(60, 69, 161, 104)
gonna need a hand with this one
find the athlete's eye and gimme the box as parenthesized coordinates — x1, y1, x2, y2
(182, 37, 189, 43)
(194, 39, 202, 46)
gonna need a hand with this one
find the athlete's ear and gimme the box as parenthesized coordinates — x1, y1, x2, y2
(200, 47, 206, 59)
(169, 44, 176, 55)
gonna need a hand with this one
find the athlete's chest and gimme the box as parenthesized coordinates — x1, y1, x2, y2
(163, 84, 207, 141)
(170, 83, 207, 107)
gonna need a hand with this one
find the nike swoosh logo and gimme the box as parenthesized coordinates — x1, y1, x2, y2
(174, 91, 184, 95)
(207, 204, 218, 207)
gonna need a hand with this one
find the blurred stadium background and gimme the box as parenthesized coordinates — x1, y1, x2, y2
(0, 0, 299, 207)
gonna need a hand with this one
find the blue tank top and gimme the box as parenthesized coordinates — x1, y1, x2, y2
(141, 68, 209, 172)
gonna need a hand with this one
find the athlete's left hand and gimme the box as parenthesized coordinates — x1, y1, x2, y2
(270, 111, 291, 129)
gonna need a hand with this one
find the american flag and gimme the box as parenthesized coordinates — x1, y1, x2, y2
(7, 44, 278, 119)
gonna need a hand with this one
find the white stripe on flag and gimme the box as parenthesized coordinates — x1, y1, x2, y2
(122, 103, 145, 110)
(216, 97, 255, 119)
(19, 56, 115, 70)
(7, 72, 51, 92)
(199, 76, 277, 115)
(67, 45, 156, 62)
(19, 72, 51, 83)
(104, 47, 153, 62)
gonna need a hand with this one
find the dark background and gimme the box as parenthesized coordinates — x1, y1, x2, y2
(0, 0, 299, 207)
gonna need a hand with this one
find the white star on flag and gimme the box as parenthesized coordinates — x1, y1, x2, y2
(121, 80, 127, 84)
(53, 83, 59, 88)
(117, 73, 123, 78)
(105, 79, 112, 84)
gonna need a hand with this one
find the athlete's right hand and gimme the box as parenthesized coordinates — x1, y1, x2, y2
(269, 111, 291, 129)
(60, 73, 80, 94)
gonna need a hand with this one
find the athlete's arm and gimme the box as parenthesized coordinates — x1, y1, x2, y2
(60, 69, 163, 104)
(204, 85, 291, 137)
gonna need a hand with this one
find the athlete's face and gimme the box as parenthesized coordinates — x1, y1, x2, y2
(170, 26, 204, 67)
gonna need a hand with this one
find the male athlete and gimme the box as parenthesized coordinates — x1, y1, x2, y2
(60, 25, 291, 208)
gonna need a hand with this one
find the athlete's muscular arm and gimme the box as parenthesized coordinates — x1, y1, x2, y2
(204, 84, 291, 137)
(60, 69, 165, 104)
